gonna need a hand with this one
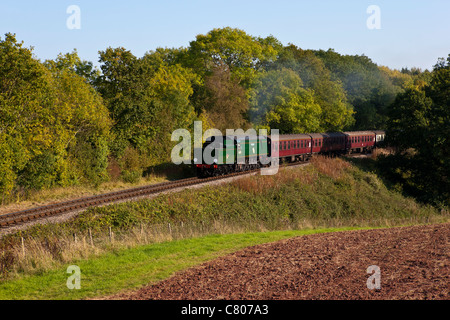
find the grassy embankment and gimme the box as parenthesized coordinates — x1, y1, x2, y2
(0, 156, 447, 299)
(0, 163, 192, 216)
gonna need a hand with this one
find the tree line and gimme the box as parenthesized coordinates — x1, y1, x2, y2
(0, 28, 447, 206)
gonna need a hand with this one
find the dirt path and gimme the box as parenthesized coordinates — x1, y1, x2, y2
(110, 223, 449, 300)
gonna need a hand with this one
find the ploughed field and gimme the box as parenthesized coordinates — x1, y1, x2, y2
(111, 223, 449, 300)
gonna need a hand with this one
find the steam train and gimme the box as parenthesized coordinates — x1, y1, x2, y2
(193, 130, 385, 177)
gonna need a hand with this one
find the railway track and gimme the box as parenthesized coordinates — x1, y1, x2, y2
(0, 151, 370, 230)
(0, 164, 294, 229)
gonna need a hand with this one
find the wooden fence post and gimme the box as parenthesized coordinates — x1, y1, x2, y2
(109, 226, 114, 243)
(21, 237, 25, 258)
(88, 228, 94, 246)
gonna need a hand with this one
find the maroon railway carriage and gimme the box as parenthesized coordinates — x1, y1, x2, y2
(343, 131, 376, 154)
(271, 132, 350, 163)
(320, 132, 347, 155)
(308, 133, 323, 154)
(273, 134, 313, 162)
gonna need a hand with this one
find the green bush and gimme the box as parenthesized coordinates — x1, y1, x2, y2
(121, 169, 143, 184)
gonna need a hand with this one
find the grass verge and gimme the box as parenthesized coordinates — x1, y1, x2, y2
(0, 156, 447, 295)
(0, 227, 365, 300)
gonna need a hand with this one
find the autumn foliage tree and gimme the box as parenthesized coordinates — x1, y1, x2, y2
(0, 33, 111, 196)
(1, 28, 438, 202)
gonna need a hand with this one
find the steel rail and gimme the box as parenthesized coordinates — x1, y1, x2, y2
(0, 164, 293, 228)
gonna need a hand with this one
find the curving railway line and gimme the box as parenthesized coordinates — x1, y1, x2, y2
(0, 165, 289, 229)
(0, 151, 369, 231)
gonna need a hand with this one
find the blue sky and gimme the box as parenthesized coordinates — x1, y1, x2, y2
(1, 0, 449, 70)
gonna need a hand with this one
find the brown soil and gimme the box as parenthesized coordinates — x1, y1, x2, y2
(111, 223, 449, 300)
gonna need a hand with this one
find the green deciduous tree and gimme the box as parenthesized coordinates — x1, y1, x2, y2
(187, 27, 280, 89)
(275, 45, 354, 131)
(384, 55, 450, 206)
(0, 33, 112, 196)
(249, 68, 321, 133)
(97, 47, 199, 172)
(200, 62, 250, 131)
(314, 49, 400, 130)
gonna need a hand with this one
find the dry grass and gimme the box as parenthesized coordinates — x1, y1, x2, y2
(2, 156, 447, 280)
(2, 219, 273, 279)
(310, 155, 352, 180)
(0, 174, 168, 215)
(231, 165, 317, 194)
(232, 155, 354, 194)
(371, 147, 395, 160)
